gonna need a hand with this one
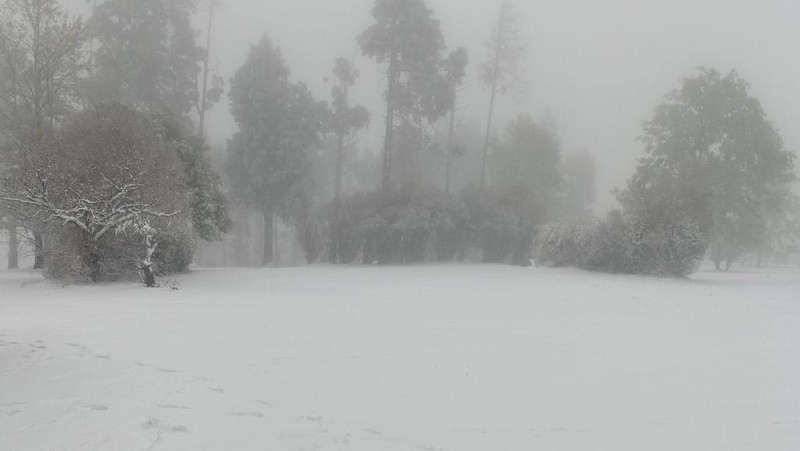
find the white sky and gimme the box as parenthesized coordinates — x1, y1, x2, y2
(65, 0, 800, 210)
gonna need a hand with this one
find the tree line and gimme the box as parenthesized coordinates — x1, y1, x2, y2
(1, 0, 795, 283)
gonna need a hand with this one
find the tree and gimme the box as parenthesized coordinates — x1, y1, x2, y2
(226, 35, 325, 266)
(495, 114, 562, 226)
(621, 68, 795, 270)
(156, 113, 231, 242)
(0, 0, 87, 269)
(561, 150, 596, 220)
(88, 0, 221, 124)
(0, 104, 186, 282)
(198, 0, 224, 138)
(0, 207, 18, 269)
(358, 0, 452, 193)
(479, 0, 526, 193)
(328, 57, 370, 202)
(88, 0, 229, 248)
(442, 47, 468, 195)
(326, 57, 370, 262)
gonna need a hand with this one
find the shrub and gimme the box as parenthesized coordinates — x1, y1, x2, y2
(153, 231, 194, 276)
(533, 210, 706, 277)
(302, 187, 535, 265)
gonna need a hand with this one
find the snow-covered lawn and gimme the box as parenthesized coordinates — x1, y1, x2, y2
(1, 264, 798, 450)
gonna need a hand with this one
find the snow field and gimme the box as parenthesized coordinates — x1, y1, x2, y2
(1, 264, 799, 450)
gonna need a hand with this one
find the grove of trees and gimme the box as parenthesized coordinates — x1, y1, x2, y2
(1, 0, 797, 282)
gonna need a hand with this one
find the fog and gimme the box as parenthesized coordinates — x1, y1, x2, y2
(5, 2, 800, 447)
(63, 0, 800, 210)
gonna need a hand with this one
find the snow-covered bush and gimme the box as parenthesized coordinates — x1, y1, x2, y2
(534, 210, 706, 277)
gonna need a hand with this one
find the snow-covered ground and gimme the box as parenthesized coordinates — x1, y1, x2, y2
(1, 264, 798, 450)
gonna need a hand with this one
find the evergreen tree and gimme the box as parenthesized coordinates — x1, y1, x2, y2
(358, 0, 453, 193)
(226, 35, 325, 265)
(479, 0, 526, 193)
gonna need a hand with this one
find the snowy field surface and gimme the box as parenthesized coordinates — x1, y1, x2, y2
(1, 264, 799, 450)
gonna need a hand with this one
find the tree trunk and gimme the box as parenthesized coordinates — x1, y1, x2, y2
(198, 2, 214, 137)
(33, 230, 44, 269)
(262, 206, 274, 266)
(445, 101, 456, 195)
(381, 43, 398, 195)
(81, 239, 102, 283)
(7, 226, 19, 270)
(480, 80, 498, 194)
(480, 4, 505, 195)
(141, 265, 155, 287)
(335, 132, 345, 202)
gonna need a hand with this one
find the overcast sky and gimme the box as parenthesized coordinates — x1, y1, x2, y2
(66, 0, 800, 209)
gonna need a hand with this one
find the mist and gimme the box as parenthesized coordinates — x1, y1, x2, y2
(62, 0, 800, 210)
(3, 1, 800, 449)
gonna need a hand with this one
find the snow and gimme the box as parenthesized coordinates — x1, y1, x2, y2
(1, 264, 799, 450)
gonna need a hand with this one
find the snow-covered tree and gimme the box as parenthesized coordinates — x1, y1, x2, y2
(1, 104, 188, 282)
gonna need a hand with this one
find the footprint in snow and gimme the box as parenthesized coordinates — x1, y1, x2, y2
(157, 404, 191, 410)
(0, 402, 27, 408)
(208, 387, 224, 394)
(229, 411, 264, 418)
(87, 404, 109, 411)
(95, 354, 111, 360)
(142, 417, 188, 433)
